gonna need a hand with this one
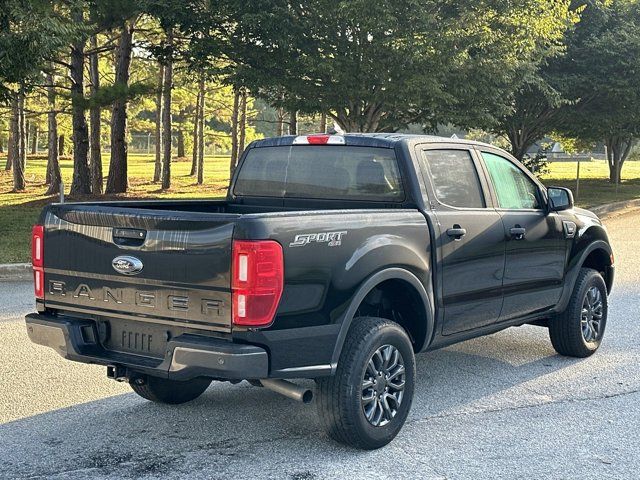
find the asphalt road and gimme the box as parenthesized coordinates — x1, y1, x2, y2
(1, 209, 639, 479)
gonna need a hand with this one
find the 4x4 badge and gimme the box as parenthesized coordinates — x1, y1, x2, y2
(290, 231, 347, 248)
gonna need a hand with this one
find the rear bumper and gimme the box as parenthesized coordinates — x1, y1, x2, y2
(25, 313, 268, 381)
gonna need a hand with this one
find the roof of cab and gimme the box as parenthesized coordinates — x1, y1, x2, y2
(250, 133, 494, 149)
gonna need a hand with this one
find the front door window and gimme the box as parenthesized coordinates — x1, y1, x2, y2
(481, 152, 541, 210)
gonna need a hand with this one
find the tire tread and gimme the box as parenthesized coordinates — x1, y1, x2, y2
(316, 317, 414, 449)
(549, 267, 607, 358)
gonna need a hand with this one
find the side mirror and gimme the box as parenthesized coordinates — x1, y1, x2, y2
(547, 186, 574, 212)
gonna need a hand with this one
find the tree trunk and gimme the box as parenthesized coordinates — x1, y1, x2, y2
(58, 135, 65, 156)
(69, 6, 91, 195)
(46, 126, 52, 184)
(320, 113, 327, 133)
(19, 91, 27, 171)
(197, 77, 205, 185)
(30, 124, 38, 155)
(289, 110, 297, 135)
(605, 136, 634, 184)
(606, 139, 620, 184)
(45, 73, 62, 196)
(238, 88, 247, 159)
(276, 108, 285, 137)
(190, 83, 201, 176)
(177, 128, 185, 158)
(506, 127, 535, 162)
(332, 103, 385, 133)
(5, 116, 13, 171)
(11, 92, 25, 191)
(229, 88, 240, 178)
(89, 34, 103, 195)
(25, 120, 30, 161)
(161, 29, 173, 191)
(106, 21, 134, 194)
(154, 64, 164, 182)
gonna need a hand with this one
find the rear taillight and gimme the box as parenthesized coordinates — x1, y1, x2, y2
(32, 225, 44, 299)
(232, 240, 284, 327)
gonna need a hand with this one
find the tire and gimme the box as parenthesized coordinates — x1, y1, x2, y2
(316, 317, 416, 449)
(130, 375, 211, 405)
(549, 268, 608, 358)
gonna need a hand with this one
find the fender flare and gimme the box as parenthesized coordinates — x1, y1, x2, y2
(329, 267, 435, 372)
(557, 239, 613, 312)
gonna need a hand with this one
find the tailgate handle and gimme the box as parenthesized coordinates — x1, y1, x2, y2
(113, 228, 147, 247)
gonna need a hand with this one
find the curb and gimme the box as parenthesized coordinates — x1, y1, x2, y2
(0, 198, 638, 282)
(591, 198, 640, 219)
(0, 263, 31, 282)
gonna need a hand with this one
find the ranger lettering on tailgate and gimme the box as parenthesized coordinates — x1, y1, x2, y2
(47, 281, 224, 317)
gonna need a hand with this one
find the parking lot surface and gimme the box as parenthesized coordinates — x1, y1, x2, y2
(1, 209, 638, 479)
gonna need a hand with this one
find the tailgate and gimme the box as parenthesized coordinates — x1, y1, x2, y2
(41, 204, 238, 335)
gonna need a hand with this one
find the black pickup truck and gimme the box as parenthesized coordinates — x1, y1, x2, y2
(26, 133, 614, 449)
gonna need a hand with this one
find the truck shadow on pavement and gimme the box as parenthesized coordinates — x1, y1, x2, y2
(0, 326, 581, 479)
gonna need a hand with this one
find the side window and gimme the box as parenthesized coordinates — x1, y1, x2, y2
(482, 152, 542, 210)
(421, 149, 485, 208)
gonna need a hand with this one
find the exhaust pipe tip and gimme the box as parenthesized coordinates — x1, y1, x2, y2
(300, 389, 313, 404)
(259, 378, 313, 404)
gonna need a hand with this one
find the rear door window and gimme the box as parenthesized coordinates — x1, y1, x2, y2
(420, 149, 486, 208)
(234, 146, 404, 202)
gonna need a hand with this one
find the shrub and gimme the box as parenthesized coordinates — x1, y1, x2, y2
(522, 145, 551, 176)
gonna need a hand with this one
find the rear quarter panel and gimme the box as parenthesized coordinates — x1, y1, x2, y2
(232, 209, 432, 375)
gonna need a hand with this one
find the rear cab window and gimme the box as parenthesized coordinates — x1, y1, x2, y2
(233, 146, 405, 202)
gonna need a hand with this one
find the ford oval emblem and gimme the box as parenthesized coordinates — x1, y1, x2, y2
(112, 256, 143, 276)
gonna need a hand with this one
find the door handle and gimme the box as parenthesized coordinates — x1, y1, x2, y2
(510, 226, 526, 240)
(113, 228, 147, 247)
(447, 225, 467, 239)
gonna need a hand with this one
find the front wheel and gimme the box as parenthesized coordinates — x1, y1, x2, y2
(130, 376, 211, 404)
(549, 268, 608, 358)
(316, 317, 416, 449)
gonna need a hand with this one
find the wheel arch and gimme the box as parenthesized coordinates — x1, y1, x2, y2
(330, 268, 435, 372)
(558, 239, 614, 312)
(581, 246, 614, 293)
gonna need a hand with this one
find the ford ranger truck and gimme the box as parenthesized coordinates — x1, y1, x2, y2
(26, 134, 614, 449)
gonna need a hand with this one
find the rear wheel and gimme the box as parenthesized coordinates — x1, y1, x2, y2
(316, 317, 416, 449)
(130, 376, 211, 404)
(549, 268, 608, 358)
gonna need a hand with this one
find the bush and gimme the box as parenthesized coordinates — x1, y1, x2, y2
(522, 144, 551, 176)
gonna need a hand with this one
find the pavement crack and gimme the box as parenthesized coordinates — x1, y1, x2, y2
(409, 388, 640, 424)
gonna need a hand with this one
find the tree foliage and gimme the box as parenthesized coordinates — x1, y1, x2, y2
(0, 0, 77, 100)
(490, 73, 570, 161)
(2, 0, 640, 196)
(220, 0, 574, 132)
(554, 0, 640, 182)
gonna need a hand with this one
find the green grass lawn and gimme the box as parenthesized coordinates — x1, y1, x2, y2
(538, 159, 640, 208)
(0, 153, 231, 264)
(1, 155, 639, 264)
